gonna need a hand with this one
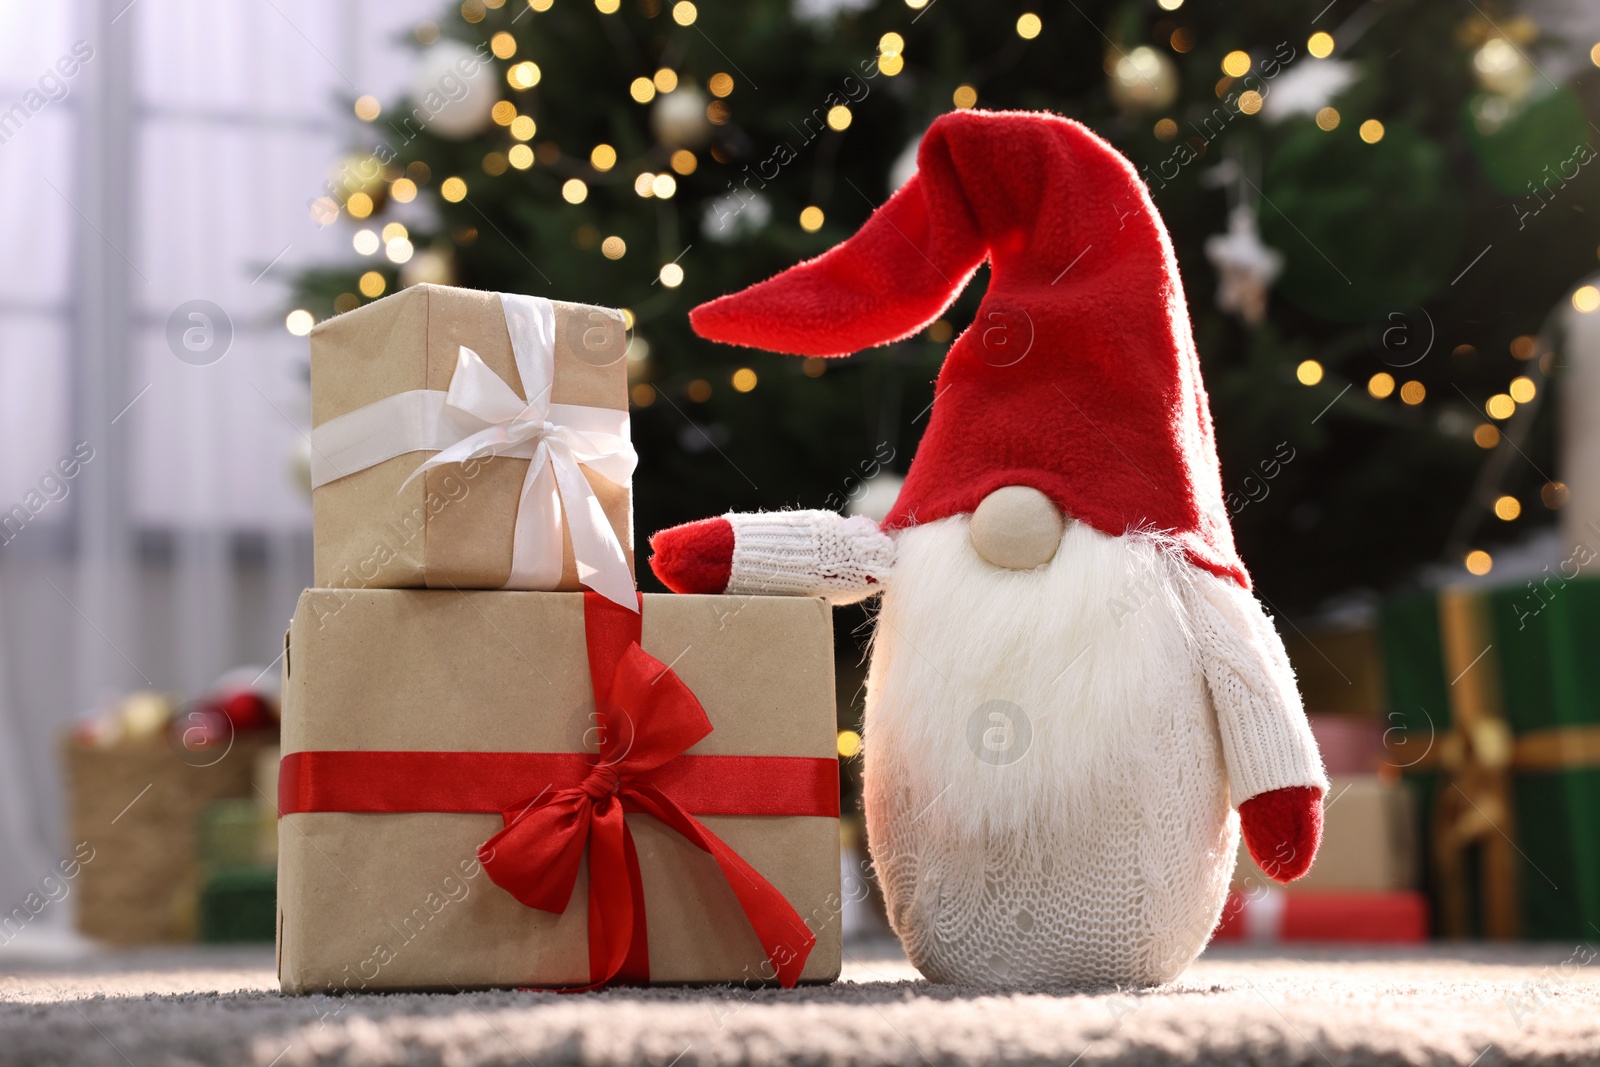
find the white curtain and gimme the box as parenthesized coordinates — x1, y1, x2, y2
(0, 0, 439, 932)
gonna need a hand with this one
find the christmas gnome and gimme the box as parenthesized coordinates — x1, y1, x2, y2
(651, 110, 1328, 986)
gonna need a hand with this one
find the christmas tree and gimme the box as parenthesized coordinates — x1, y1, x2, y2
(291, 0, 1600, 615)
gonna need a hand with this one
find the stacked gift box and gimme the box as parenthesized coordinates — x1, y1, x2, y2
(1214, 620, 1430, 944)
(280, 285, 842, 993)
(1378, 579, 1600, 941)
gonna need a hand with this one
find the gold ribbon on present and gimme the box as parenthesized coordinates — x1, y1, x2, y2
(1390, 589, 1600, 939)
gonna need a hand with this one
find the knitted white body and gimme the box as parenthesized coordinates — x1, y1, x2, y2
(720, 509, 1326, 987)
(862, 517, 1322, 987)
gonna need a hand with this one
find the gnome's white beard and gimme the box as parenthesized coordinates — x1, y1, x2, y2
(861, 516, 1236, 985)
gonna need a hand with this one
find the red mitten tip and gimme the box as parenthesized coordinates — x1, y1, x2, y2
(1238, 785, 1323, 884)
(648, 517, 735, 594)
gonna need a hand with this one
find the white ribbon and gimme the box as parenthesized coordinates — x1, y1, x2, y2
(309, 293, 638, 610)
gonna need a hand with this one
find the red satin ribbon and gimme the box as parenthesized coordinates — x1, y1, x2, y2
(278, 592, 836, 990)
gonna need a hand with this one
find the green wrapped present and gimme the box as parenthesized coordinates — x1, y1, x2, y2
(197, 865, 277, 943)
(1379, 578, 1600, 941)
(198, 799, 273, 868)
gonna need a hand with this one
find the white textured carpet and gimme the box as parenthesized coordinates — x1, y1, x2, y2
(2, 940, 1598, 1066)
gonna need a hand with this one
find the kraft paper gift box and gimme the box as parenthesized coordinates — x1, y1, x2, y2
(309, 284, 635, 603)
(276, 589, 842, 993)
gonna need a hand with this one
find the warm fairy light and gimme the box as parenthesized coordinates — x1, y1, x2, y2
(440, 177, 468, 202)
(803, 357, 826, 378)
(952, 84, 977, 109)
(591, 144, 617, 171)
(630, 77, 656, 103)
(510, 115, 536, 140)
(1485, 393, 1516, 420)
(1296, 360, 1323, 385)
(1367, 372, 1395, 399)
(651, 173, 677, 198)
(1399, 380, 1425, 405)
(334, 292, 359, 314)
(1016, 13, 1041, 39)
(1360, 119, 1385, 143)
(631, 383, 656, 407)
(507, 62, 541, 90)
(635, 172, 656, 197)
(345, 192, 373, 218)
(562, 178, 588, 203)
(1153, 118, 1178, 140)
(708, 72, 734, 97)
(1494, 495, 1522, 521)
(595, 0, 620, 11)
(659, 262, 684, 287)
(1592, 43, 1600, 67)
(837, 729, 862, 758)
(671, 0, 696, 25)
(1316, 107, 1340, 131)
(492, 100, 517, 126)
(905, 0, 929, 8)
(353, 229, 380, 255)
(670, 149, 697, 174)
(732, 368, 758, 393)
(601, 235, 626, 259)
(1221, 50, 1251, 77)
(507, 143, 534, 169)
(1156, 0, 1183, 9)
(386, 237, 414, 264)
(686, 378, 712, 401)
(707, 100, 730, 125)
(1574, 285, 1600, 313)
(1543, 481, 1570, 508)
(1238, 90, 1263, 115)
(826, 105, 852, 130)
(1308, 32, 1334, 58)
(381, 222, 408, 241)
(880, 32, 904, 55)
(358, 271, 386, 298)
(1465, 550, 1493, 576)
(619, 308, 636, 330)
(1509, 376, 1537, 403)
(1510, 336, 1537, 360)
(1170, 28, 1193, 53)
(878, 53, 904, 76)
(490, 31, 516, 59)
(390, 178, 417, 203)
(800, 206, 825, 232)
(483, 151, 509, 175)
(461, 0, 486, 21)
(654, 68, 679, 93)
(1473, 423, 1500, 449)
(353, 95, 380, 121)
(286, 309, 314, 336)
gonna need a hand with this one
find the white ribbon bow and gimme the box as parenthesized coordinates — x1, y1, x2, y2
(309, 293, 638, 610)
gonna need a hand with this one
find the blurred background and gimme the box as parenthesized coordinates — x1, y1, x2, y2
(5, 0, 1600, 952)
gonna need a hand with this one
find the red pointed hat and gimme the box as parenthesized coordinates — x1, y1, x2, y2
(690, 109, 1247, 589)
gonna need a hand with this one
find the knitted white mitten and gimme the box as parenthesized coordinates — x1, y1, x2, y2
(724, 510, 896, 604)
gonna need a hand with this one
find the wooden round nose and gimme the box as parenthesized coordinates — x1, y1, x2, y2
(968, 486, 1066, 570)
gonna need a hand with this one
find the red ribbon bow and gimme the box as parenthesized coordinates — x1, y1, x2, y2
(475, 592, 816, 988)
